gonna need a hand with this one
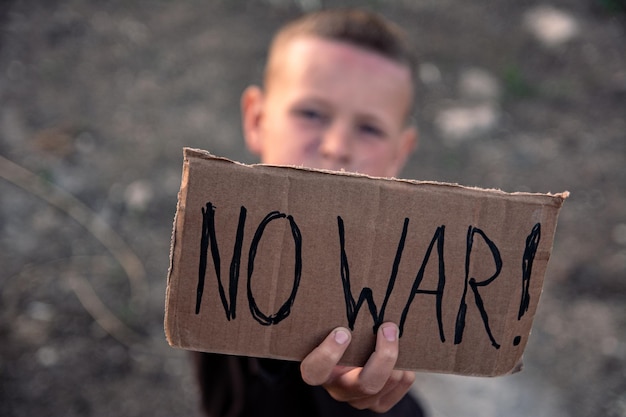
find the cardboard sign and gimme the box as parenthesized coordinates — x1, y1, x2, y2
(165, 148, 568, 376)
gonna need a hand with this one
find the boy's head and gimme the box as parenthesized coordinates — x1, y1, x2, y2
(242, 9, 417, 177)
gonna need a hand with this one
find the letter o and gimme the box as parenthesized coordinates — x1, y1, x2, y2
(247, 211, 302, 325)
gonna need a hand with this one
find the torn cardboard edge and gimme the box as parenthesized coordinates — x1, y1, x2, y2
(183, 148, 569, 198)
(165, 148, 568, 376)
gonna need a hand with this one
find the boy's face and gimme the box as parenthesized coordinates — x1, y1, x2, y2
(242, 36, 416, 178)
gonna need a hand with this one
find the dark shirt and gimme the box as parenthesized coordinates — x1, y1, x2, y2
(194, 352, 425, 417)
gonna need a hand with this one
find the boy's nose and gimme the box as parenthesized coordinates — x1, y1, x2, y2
(319, 123, 351, 166)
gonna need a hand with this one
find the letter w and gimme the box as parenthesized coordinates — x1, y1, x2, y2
(338, 216, 410, 334)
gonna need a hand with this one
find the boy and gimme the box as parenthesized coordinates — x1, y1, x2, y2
(195, 9, 424, 417)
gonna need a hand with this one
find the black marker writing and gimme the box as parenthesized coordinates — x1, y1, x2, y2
(338, 216, 409, 333)
(399, 225, 446, 342)
(519, 223, 541, 320)
(196, 201, 545, 349)
(197, 205, 302, 327)
(454, 226, 503, 349)
(247, 211, 303, 326)
(197, 203, 246, 318)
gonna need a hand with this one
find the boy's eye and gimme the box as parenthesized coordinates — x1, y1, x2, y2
(294, 108, 325, 122)
(358, 123, 385, 138)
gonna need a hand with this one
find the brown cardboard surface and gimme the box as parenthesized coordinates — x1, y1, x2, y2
(165, 148, 568, 376)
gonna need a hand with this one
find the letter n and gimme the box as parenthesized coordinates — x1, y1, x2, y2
(196, 202, 246, 319)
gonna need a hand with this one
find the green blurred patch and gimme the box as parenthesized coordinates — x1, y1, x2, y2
(502, 65, 536, 99)
(597, 0, 626, 14)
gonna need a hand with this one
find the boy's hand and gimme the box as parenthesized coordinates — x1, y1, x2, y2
(300, 322, 415, 413)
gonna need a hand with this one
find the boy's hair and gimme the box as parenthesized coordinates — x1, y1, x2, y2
(265, 8, 417, 89)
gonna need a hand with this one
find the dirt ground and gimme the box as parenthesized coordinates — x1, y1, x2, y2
(0, 1, 625, 416)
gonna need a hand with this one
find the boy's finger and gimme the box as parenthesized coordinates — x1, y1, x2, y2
(300, 327, 352, 386)
(373, 370, 416, 412)
(356, 322, 400, 395)
(348, 369, 415, 412)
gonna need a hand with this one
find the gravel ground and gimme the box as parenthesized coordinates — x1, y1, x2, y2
(1, 1, 625, 416)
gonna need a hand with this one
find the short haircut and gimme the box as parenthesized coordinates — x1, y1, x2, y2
(265, 8, 417, 119)
(270, 9, 414, 68)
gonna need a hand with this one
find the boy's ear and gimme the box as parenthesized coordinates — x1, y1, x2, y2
(241, 85, 264, 155)
(389, 125, 418, 177)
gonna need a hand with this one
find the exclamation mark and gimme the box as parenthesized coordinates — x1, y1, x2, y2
(515, 222, 541, 345)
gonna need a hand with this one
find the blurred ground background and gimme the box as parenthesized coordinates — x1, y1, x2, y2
(0, 0, 625, 416)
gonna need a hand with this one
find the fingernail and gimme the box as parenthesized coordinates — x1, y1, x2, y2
(334, 329, 349, 345)
(382, 325, 397, 342)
